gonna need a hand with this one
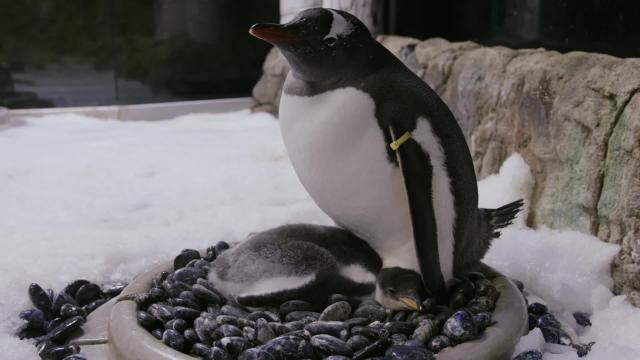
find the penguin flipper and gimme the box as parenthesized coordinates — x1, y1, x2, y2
(389, 127, 447, 300)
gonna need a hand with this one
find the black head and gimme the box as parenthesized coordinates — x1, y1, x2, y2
(249, 8, 378, 82)
(376, 267, 426, 311)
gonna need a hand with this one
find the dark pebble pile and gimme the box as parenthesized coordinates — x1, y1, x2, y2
(135, 243, 502, 360)
(511, 298, 596, 360)
(16, 279, 127, 359)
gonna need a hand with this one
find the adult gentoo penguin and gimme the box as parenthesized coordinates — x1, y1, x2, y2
(209, 224, 423, 310)
(249, 9, 523, 298)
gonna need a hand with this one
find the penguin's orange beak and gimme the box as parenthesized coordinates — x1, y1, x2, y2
(249, 23, 297, 44)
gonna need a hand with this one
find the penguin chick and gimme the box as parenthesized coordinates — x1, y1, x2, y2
(208, 224, 382, 309)
(376, 267, 425, 311)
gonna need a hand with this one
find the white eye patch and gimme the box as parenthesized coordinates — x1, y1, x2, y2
(325, 9, 354, 40)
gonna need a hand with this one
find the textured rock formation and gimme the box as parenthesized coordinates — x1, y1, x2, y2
(250, 37, 640, 305)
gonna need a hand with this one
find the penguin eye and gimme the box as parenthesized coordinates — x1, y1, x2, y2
(387, 288, 396, 295)
(324, 36, 337, 46)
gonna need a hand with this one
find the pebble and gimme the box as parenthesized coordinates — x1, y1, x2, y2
(427, 334, 451, 353)
(174, 306, 200, 321)
(184, 328, 198, 344)
(213, 324, 243, 339)
(75, 283, 103, 306)
(203, 246, 217, 262)
(211, 347, 233, 360)
(261, 335, 314, 359)
(63, 280, 90, 298)
(442, 310, 478, 342)
(19, 309, 46, 330)
(83, 298, 108, 314)
(28, 283, 53, 314)
(60, 303, 86, 319)
(136, 311, 161, 330)
(411, 321, 437, 344)
(319, 301, 352, 321)
(217, 315, 255, 328)
(421, 298, 437, 314)
(45, 316, 85, 343)
(528, 302, 548, 315)
(148, 303, 176, 322)
(573, 341, 595, 357)
(305, 321, 347, 337)
(151, 328, 163, 340)
(353, 304, 386, 323)
(61, 356, 87, 360)
(384, 345, 435, 360)
(221, 304, 249, 318)
(352, 338, 390, 360)
(165, 318, 188, 332)
(384, 321, 416, 335)
(247, 311, 280, 323)
(473, 312, 492, 330)
(284, 310, 320, 322)
(162, 329, 185, 352)
(279, 300, 313, 316)
(467, 296, 495, 314)
(512, 279, 525, 292)
(513, 350, 543, 360)
(540, 326, 572, 345)
(343, 317, 369, 329)
(214, 241, 230, 256)
(390, 333, 408, 345)
(537, 313, 561, 329)
(39, 344, 80, 360)
(174, 249, 201, 270)
(194, 314, 217, 343)
(310, 334, 353, 356)
(255, 318, 276, 344)
(190, 342, 211, 357)
(573, 312, 592, 327)
(347, 334, 370, 352)
(221, 336, 251, 356)
(174, 267, 204, 285)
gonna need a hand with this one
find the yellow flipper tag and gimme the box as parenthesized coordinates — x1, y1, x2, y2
(389, 131, 412, 151)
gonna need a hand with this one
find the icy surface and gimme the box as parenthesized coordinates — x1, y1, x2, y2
(514, 328, 545, 354)
(0, 112, 639, 359)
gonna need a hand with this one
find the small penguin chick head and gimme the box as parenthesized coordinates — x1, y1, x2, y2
(249, 8, 377, 82)
(376, 267, 425, 311)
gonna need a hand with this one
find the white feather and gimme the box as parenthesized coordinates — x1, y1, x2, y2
(279, 85, 456, 282)
(325, 9, 354, 39)
(339, 264, 376, 284)
(412, 119, 456, 282)
(210, 272, 316, 299)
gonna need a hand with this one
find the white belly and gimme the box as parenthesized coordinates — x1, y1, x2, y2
(279, 85, 454, 281)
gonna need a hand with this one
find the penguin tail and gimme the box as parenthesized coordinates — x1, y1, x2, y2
(480, 199, 525, 239)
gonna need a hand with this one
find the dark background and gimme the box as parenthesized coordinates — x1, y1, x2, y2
(1, 0, 638, 109)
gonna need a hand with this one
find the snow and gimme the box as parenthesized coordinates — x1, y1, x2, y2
(1, 111, 639, 359)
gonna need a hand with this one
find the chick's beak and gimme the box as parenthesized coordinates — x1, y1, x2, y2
(399, 296, 421, 311)
(249, 23, 297, 44)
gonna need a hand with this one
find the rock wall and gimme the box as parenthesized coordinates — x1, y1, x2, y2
(251, 37, 640, 306)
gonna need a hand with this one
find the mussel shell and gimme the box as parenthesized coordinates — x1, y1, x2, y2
(162, 329, 185, 351)
(75, 283, 103, 306)
(384, 345, 435, 360)
(29, 283, 53, 314)
(279, 300, 313, 316)
(174, 249, 201, 270)
(319, 301, 352, 322)
(310, 334, 353, 356)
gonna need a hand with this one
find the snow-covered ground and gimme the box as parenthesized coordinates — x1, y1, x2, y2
(1, 111, 638, 359)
